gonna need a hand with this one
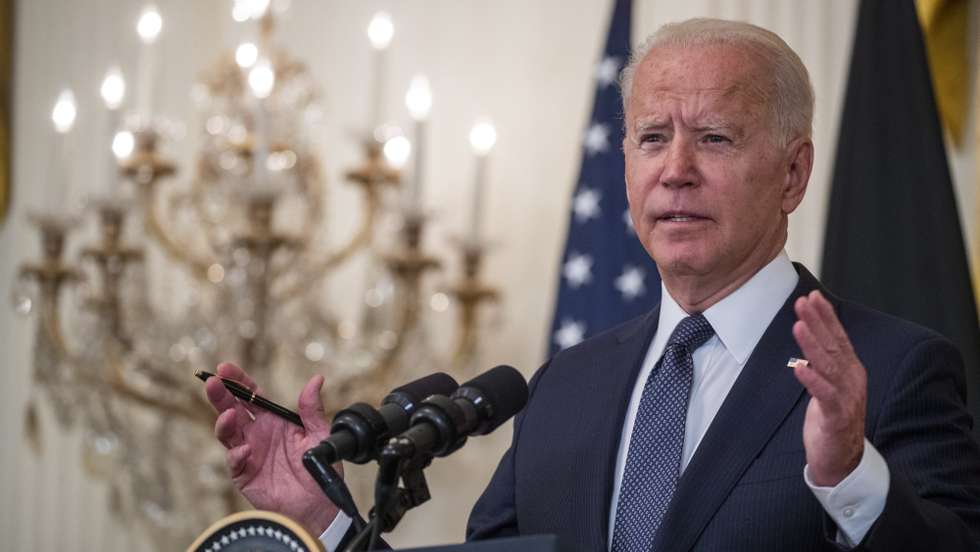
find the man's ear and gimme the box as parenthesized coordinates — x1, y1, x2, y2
(781, 137, 813, 215)
(623, 137, 634, 206)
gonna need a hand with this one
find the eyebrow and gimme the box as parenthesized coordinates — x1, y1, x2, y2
(691, 123, 739, 134)
(632, 118, 740, 135)
(632, 120, 668, 134)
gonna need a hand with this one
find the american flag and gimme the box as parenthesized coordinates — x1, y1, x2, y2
(547, 0, 660, 357)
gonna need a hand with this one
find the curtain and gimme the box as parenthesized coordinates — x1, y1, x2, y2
(0, 0, 11, 225)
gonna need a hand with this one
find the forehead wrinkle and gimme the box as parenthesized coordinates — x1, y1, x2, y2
(630, 84, 756, 133)
(638, 43, 770, 96)
(629, 44, 772, 120)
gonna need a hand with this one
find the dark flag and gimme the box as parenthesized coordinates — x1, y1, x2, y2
(821, 0, 980, 423)
(547, 0, 660, 357)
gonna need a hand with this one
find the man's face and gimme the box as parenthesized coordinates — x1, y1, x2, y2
(624, 44, 806, 286)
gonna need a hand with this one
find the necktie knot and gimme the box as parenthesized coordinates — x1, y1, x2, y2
(666, 314, 714, 352)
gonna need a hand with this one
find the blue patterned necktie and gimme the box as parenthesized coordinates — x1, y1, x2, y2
(611, 314, 715, 552)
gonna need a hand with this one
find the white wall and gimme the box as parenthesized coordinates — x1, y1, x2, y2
(0, 1, 975, 549)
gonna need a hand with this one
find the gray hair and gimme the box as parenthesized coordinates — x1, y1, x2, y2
(619, 18, 814, 146)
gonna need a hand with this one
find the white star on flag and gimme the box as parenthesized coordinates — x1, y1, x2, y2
(548, 0, 653, 357)
(595, 56, 620, 88)
(623, 209, 635, 234)
(583, 122, 609, 155)
(554, 319, 586, 350)
(563, 252, 594, 288)
(572, 187, 602, 223)
(615, 265, 646, 300)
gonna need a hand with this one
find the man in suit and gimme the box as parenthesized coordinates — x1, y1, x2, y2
(205, 18, 980, 551)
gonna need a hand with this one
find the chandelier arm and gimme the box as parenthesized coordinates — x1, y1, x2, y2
(272, 185, 381, 303)
(134, 359, 196, 395)
(292, 158, 327, 251)
(450, 302, 478, 371)
(184, 176, 230, 258)
(368, 212, 444, 374)
(267, 162, 327, 282)
(139, 182, 217, 282)
(20, 218, 83, 363)
(98, 353, 213, 425)
(77, 369, 213, 425)
(446, 245, 499, 371)
(373, 281, 420, 375)
(23, 262, 83, 363)
(39, 290, 72, 359)
(372, 240, 442, 374)
(447, 286, 500, 371)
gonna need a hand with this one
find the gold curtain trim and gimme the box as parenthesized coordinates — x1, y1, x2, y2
(916, 0, 969, 147)
(974, 7, 980, 312)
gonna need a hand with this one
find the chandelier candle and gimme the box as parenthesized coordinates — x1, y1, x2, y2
(51, 89, 77, 208)
(196, 370, 303, 427)
(136, 5, 163, 119)
(100, 67, 126, 193)
(248, 56, 275, 186)
(468, 120, 496, 245)
(405, 75, 432, 209)
(367, 12, 394, 133)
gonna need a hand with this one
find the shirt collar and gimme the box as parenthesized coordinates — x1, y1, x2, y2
(657, 251, 798, 365)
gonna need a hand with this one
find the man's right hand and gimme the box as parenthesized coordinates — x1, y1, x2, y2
(205, 362, 340, 536)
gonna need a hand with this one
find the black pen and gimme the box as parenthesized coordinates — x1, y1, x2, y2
(196, 370, 304, 428)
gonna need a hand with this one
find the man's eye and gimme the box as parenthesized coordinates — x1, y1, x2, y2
(640, 133, 664, 143)
(703, 134, 730, 144)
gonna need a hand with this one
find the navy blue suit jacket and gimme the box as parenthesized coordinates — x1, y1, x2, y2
(466, 265, 980, 551)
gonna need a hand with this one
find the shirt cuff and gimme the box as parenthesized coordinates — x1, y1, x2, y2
(804, 438, 890, 548)
(319, 512, 353, 552)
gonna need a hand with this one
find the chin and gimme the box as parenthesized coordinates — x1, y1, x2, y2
(652, 253, 714, 278)
(649, 240, 715, 276)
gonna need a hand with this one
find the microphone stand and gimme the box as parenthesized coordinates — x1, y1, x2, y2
(303, 453, 368, 532)
(344, 443, 434, 552)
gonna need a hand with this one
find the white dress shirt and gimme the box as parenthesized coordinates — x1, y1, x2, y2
(607, 251, 889, 549)
(322, 252, 889, 550)
(320, 512, 352, 551)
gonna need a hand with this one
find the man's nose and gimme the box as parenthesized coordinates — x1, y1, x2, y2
(660, 138, 698, 189)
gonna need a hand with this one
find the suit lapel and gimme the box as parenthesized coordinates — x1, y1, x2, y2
(653, 265, 821, 552)
(578, 306, 661, 551)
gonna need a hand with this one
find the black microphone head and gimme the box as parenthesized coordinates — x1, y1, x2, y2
(384, 372, 459, 412)
(453, 365, 528, 434)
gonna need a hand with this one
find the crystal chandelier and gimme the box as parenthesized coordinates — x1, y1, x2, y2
(11, 3, 500, 548)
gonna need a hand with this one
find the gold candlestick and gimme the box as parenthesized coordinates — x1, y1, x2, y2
(447, 241, 499, 371)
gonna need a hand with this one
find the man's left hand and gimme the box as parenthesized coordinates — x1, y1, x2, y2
(791, 290, 867, 487)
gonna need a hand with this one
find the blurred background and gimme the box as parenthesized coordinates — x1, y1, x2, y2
(0, 0, 977, 550)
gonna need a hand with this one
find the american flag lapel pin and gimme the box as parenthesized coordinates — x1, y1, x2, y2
(787, 357, 810, 369)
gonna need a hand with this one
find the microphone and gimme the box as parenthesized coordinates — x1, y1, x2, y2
(384, 365, 528, 460)
(304, 372, 459, 465)
(303, 373, 459, 529)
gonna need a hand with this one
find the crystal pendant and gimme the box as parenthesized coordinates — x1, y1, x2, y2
(23, 399, 42, 454)
(9, 277, 35, 317)
(83, 430, 120, 478)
